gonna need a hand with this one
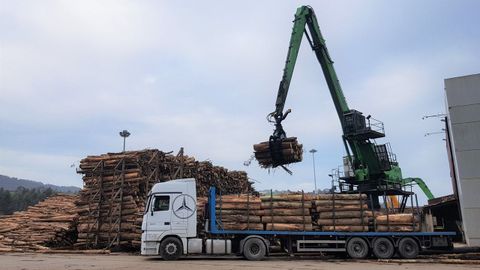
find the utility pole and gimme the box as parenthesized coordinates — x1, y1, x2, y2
(309, 149, 318, 194)
(119, 130, 130, 152)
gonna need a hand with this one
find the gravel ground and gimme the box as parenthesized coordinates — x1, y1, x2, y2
(1, 253, 479, 270)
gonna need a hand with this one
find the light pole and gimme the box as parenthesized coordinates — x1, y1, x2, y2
(328, 173, 335, 193)
(119, 130, 130, 152)
(309, 149, 318, 194)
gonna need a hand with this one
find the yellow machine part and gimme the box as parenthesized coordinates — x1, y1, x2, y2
(386, 195, 399, 209)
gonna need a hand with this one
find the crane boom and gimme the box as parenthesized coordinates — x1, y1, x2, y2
(272, 6, 348, 128)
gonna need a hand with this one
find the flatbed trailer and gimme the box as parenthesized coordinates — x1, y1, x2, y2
(140, 180, 454, 261)
(206, 187, 455, 260)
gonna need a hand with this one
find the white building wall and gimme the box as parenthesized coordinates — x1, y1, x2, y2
(445, 73, 480, 246)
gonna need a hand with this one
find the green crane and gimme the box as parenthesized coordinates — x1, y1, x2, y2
(265, 6, 434, 207)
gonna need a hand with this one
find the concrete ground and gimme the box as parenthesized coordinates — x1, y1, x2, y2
(1, 253, 479, 270)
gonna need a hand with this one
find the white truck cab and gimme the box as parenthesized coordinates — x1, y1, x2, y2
(141, 178, 198, 258)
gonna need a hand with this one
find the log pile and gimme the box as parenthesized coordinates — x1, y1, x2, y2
(216, 194, 263, 230)
(76, 149, 254, 250)
(375, 213, 421, 232)
(0, 195, 78, 252)
(253, 137, 303, 168)
(313, 193, 370, 232)
(260, 193, 313, 231)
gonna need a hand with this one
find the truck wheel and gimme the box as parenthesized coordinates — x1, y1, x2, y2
(243, 238, 266, 261)
(398, 237, 419, 259)
(346, 237, 369, 259)
(159, 237, 182, 260)
(372, 237, 394, 259)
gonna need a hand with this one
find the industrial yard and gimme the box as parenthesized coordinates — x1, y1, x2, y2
(2, 253, 480, 270)
(1, 0, 480, 269)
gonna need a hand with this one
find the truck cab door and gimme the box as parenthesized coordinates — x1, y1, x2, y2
(146, 195, 172, 235)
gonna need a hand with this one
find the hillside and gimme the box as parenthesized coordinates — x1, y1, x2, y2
(0, 174, 81, 193)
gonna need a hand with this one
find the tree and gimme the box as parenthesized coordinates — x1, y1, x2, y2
(0, 187, 57, 215)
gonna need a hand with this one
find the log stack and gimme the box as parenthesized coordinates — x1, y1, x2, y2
(253, 137, 303, 168)
(260, 193, 313, 231)
(216, 194, 263, 230)
(375, 213, 421, 232)
(0, 195, 78, 252)
(196, 197, 208, 235)
(313, 193, 370, 232)
(76, 149, 255, 250)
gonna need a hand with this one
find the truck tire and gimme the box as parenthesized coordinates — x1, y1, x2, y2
(243, 238, 266, 261)
(372, 237, 394, 259)
(397, 237, 419, 259)
(346, 237, 369, 259)
(159, 237, 182, 260)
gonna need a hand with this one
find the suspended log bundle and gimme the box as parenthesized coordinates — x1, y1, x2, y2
(0, 195, 78, 252)
(76, 149, 255, 250)
(253, 137, 303, 168)
(261, 192, 313, 231)
(375, 214, 421, 232)
(312, 193, 370, 232)
(215, 194, 263, 230)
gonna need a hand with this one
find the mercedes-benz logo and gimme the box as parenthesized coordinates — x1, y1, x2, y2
(172, 194, 196, 219)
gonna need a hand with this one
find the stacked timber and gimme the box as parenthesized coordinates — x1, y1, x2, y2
(375, 213, 421, 232)
(260, 193, 313, 231)
(196, 197, 208, 235)
(0, 195, 78, 252)
(216, 194, 263, 230)
(253, 137, 303, 168)
(76, 149, 254, 250)
(313, 193, 370, 232)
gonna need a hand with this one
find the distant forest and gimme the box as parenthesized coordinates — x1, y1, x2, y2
(0, 187, 57, 215)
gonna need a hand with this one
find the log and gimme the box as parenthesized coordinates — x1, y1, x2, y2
(0, 195, 79, 251)
(215, 209, 262, 215)
(318, 211, 377, 219)
(375, 214, 420, 224)
(254, 137, 303, 167)
(220, 215, 261, 223)
(376, 225, 421, 232)
(314, 194, 367, 200)
(216, 197, 260, 203)
(75, 149, 256, 250)
(266, 223, 313, 231)
(261, 201, 311, 209)
(216, 203, 261, 210)
(260, 194, 315, 202)
(258, 208, 310, 216)
(314, 200, 363, 206)
(253, 141, 298, 152)
(316, 204, 368, 212)
(316, 217, 369, 226)
(322, 225, 369, 232)
(262, 216, 312, 223)
(220, 223, 263, 230)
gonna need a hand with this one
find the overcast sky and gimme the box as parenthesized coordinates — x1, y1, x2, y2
(1, 1, 479, 203)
